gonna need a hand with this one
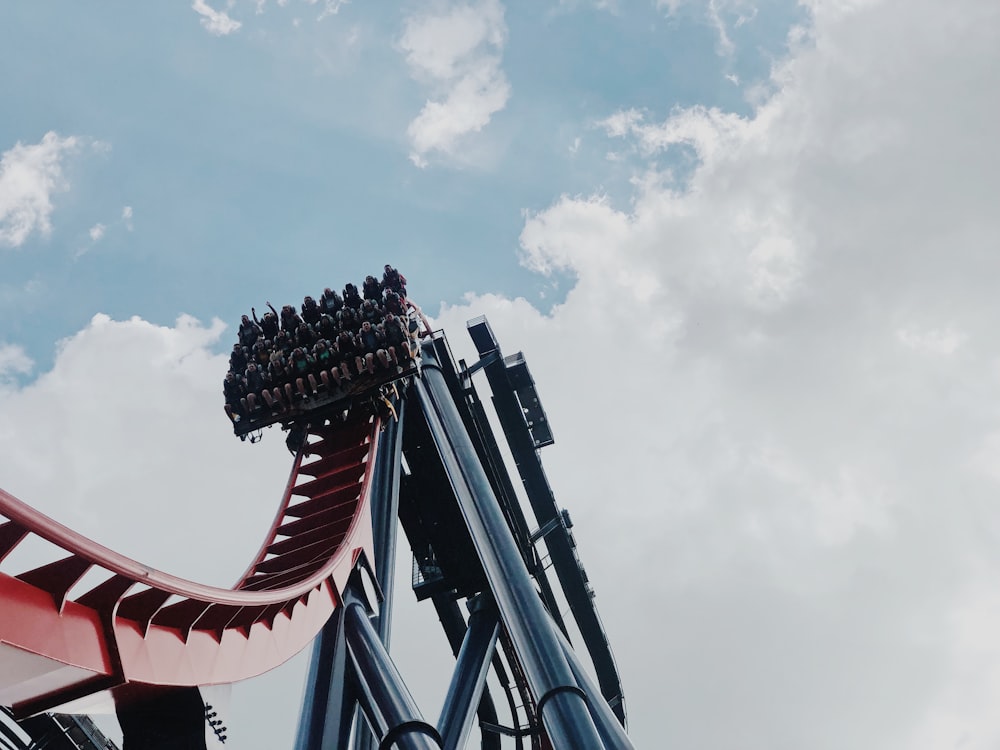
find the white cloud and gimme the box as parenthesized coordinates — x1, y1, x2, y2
(121, 205, 133, 230)
(433, 0, 1000, 745)
(0, 344, 33, 385)
(0, 132, 78, 248)
(399, 0, 510, 166)
(310, 0, 347, 21)
(88, 223, 105, 242)
(192, 0, 242, 36)
(0, 316, 315, 745)
(897, 326, 967, 356)
(657, 0, 760, 57)
(3, 2, 999, 748)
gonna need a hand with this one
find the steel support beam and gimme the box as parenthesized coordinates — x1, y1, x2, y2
(355, 406, 406, 750)
(437, 602, 500, 750)
(431, 595, 502, 750)
(295, 604, 356, 750)
(414, 347, 606, 749)
(344, 600, 441, 749)
(559, 637, 633, 750)
(370, 400, 405, 645)
(467, 318, 627, 725)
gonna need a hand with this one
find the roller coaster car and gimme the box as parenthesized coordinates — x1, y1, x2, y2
(233, 358, 419, 439)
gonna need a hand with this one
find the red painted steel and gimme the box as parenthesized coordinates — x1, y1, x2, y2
(0, 410, 382, 716)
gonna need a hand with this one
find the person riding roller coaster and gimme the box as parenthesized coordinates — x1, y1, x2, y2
(224, 265, 414, 434)
(320, 287, 342, 316)
(301, 295, 321, 326)
(382, 265, 406, 297)
(362, 275, 383, 303)
(253, 303, 280, 340)
(343, 283, 363, 311)
(280, 304, 303, 334)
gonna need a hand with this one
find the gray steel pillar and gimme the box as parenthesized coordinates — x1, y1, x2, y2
(437, 602, 500, 750)
(559, 636, 634, 750)
(294, 605, 356, 750)
(414, 349, 606, 748)
(344, 600, 442, 750)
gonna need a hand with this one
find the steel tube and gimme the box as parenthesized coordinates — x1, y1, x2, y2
(414, 351, 605, 748)
(370, 402, 405, 645)
(344, 601, 441, 749)
(295, 605, 356, 750)
(437, 605, 500, 750)
(559, 636, 634, 750)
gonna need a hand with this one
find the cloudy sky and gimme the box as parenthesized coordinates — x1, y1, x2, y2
(2, 0, 999, 747)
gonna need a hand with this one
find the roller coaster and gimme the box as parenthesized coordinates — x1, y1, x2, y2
(0, 295, 633, 749)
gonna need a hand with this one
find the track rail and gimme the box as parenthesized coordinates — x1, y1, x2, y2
(0, 410, 381, 717)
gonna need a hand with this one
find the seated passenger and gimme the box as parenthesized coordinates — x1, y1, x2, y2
(343, 282, 363, 310)
(311, 339, 336, 391)
(336, 330, 359, 380)
(320, 287, 343, 315)
(359, 299, 384, 326)
(372, 322, 391, 370)
(381, 265, 407, 297)
(253, 339, 271, 368)
(253, 303, 281, 340)
(295, 322, 317, 348)
(383, 290, 405, 317)
(280, 304, 304, 334)
(275, 329, 294, 357)
(326, 338, 348, 387)
(223, 372, 246, 423)
(362, 275, 383, 303)
(243, 362, 277, 412)
(337, 306, 361, 333)
(266, 357, 290, 409)
(356, 320, 386, 375)
(301, 295, 321, 326)
(318, 312, 338, 340)
(383, 314, 411, 364)
(229, 343, 248, 375)
(289, 347, 315, 400)
(238, 315, 262, 349)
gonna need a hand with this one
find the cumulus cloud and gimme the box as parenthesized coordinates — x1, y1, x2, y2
(433, 0, 1000, 746)
(399, 0, 510, 166)
(3, 2, 999, 748)
(0, 344, 33, 386)
(192, 0, 242, 35)
(0, 132, 78, 249)
(0, 314, 293, 579)
(0, 314, 305, 745)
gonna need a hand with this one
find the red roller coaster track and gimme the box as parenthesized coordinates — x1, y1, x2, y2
(0, 410, 382, 718)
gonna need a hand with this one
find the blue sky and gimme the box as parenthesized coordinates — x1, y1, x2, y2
(4, 1, 1000, 748)
(0, 0, 800, 374)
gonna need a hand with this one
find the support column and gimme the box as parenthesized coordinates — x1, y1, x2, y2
(559, 637, 634, 750)
(370, 401, 406, 644)
(414, 349, 606, 748)
(344, 599, 441, 750)
(294, 604, 356, 750)
(437, 601, 500, 750)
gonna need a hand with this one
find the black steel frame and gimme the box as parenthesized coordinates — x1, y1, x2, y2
(295, 322, 631, 750)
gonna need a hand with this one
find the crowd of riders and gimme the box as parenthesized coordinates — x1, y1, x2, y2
(224, 265, 415, 424)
